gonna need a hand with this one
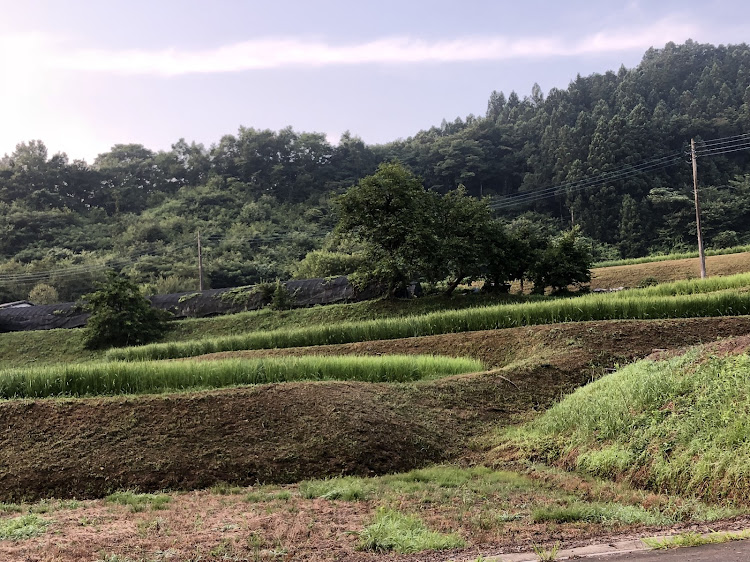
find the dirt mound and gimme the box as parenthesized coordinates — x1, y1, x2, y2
(0, 383, 448, 502)
(4, 317, 750, 501)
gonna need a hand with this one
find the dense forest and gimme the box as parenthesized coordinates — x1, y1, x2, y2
(2, 40, 750, 302)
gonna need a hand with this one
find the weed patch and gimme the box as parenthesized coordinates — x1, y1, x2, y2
(0, 514, 48, 540)
(358, 508, 464, 553)
(105, 491, 171, 512)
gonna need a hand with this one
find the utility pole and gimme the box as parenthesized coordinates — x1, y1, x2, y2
(691, 138, 707, 279)
(197, 230, 204, 291)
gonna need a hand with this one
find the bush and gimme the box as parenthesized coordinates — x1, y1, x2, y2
(28, 283, 59, 305)
(81, 271, 171, 350)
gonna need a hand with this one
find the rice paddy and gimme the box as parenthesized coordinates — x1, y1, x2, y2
(108, 277, 750, 361)
(0, 354, 482, 399)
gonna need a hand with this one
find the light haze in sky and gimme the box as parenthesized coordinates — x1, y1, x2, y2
(0, 0, 747, 162)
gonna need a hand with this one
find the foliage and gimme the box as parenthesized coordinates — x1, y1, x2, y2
(335, 162, 440, 296)
(300, 477, 374, 501)
(293, 250, 365, 279)
(0, 355, 483, 398)
(6, 42, 750, 301)
(27, 283, 59, 305)
(81, 271, 170, 349)
(0, 514, 48, 540)
(530, 227, 592, 293)
(270, 279, 295, 310)
(357, 508, 465, 553)
(105, 492, 171, 513)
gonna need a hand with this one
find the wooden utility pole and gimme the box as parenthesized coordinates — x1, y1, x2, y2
(691, 138, 707, 279)
(197, 230, 204, 291)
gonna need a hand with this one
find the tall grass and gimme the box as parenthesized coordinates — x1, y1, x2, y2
(108, 289, 750, 361)
(0, 355, 482, 399)
(612, 272, 750, 298)
(503, 351, 750, 502)
(593, 244, 750, 268)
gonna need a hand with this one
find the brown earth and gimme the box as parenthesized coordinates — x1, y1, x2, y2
(590, 251, 750, 290)
(5, 471, 750, 562)
(4, 317, 750, 503)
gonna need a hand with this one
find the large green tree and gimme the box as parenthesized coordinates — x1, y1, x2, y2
(335, 162, 439, 296)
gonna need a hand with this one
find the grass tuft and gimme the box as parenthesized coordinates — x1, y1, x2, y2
(0, 514, 48, 540)
(502, 349, 750, 502)
(357, 508, 464, 553)
(105, 491, 171, 512)
(300, 477, 374, 501)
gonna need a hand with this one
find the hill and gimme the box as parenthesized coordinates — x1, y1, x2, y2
(3, 40, 750, 303)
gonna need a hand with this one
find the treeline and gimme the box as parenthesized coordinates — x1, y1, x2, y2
(2, 40, 750, 303)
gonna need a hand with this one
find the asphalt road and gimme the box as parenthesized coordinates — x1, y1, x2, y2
(586, 540, 750, 561)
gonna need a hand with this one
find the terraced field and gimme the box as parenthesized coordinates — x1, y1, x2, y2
(4, 265, 750, 560)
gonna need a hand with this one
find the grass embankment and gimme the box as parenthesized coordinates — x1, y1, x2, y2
(593, 244, 750, 268)
(0, 293, 533, 369)
(109, 288, 750, 361)
(165, 292, 535, 342)
(500, 350, 750, 503)
(0, 355, 481, 399)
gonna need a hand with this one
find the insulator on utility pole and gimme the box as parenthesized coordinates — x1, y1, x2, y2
(691, 138, 707, 279)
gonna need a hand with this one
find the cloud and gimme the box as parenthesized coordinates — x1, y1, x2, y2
(5, 18, 696, 77)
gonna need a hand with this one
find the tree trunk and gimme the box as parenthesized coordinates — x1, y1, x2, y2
(444, 275, 464, 297)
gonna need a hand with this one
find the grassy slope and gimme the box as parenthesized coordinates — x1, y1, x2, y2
(0, 293, 530, 369)
(497, 342, 750, 503)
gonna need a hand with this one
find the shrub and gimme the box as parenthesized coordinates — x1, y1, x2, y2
(81, 271, 171, 349)
(28, 283, 59, 305)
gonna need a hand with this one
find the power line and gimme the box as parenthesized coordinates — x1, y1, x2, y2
(490, 153, 682, 210)
(491, 132, 750, 211)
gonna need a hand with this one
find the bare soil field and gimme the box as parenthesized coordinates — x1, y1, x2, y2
(591, 251, 750, 289)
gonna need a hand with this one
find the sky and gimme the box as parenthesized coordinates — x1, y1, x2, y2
(0, 0, 748, 163)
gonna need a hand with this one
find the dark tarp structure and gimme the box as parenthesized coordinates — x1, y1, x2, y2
(0, 276, 382, 333)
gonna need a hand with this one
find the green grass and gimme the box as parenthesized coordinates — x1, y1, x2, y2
(0, 293, 533, 369)
(0, 355, 482, 398)
(108, 288, 750, 361)
(0, 514, 48, 540)
(502, 350, 750, 502)
(644, 529, 750, 549)
(105, 491, 171, 512)
(531, 502, 669, 525)
(612, 271, 750, 298)
(300, 476, 375, 501)
(593, 244, 750, 268)
(164, 293, 535, 343)
(357, 508, 465, 553)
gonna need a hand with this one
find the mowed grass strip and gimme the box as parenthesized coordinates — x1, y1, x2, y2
(0, 355, 482, 399)
(109, 288, 750, 361)
(501, 351, 750, 503)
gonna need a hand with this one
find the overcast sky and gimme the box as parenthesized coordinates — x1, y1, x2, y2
(0, 0, 748, 162)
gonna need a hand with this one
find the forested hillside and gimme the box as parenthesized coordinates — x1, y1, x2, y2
(2, 40, 750, 302)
